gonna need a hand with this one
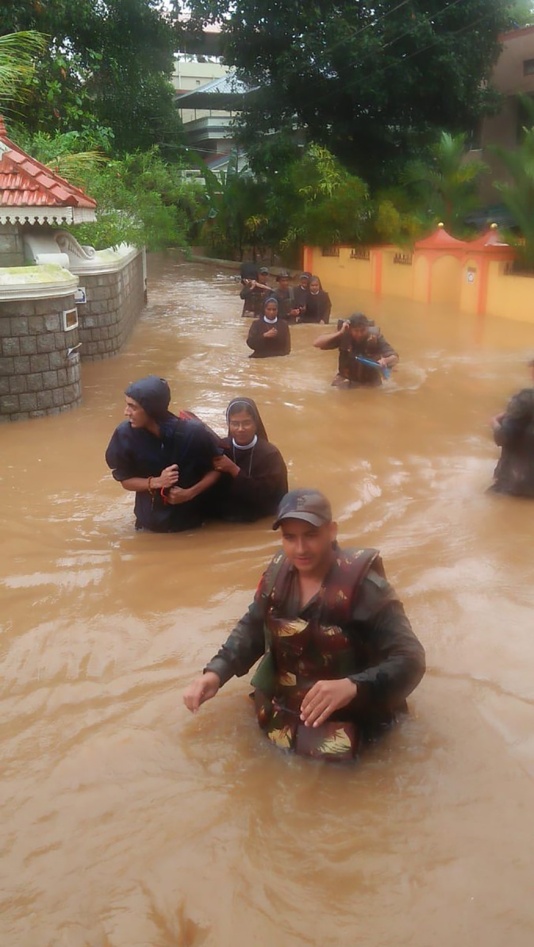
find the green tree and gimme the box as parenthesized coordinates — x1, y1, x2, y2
(402, 131, 488, 236)
(369, 191, 426, 246)
(492, 97, 534, 268)
(198, 155, 267, 260)
(280, 144, 369, 252)
(19, 128, 204, 251)
(0, 30, 47, 107)
(188, 0, 511, 187)
(0, 2, 185, 155)
(508, 1, 534, 27)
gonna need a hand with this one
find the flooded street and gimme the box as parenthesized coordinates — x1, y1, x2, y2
(2, 254, 534, 947)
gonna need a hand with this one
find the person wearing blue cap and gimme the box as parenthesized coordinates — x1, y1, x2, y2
(105, 375, 221, 532)
(183, 488, 425, 761)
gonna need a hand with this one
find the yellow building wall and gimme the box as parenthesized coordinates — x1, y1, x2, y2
(486, 261, 534, 324)
(304, 245, 534, 324)
(380, 249, 414, 299)
(429, 255, 462, 305)
(307, 247, 372, 293)
(413, 255, 430, 303)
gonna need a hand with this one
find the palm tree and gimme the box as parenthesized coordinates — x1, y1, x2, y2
(0, 31, 48, 108)
(492, 95, 534, 269)
(403, 131, 488, 236)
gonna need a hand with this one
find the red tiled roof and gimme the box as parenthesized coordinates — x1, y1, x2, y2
(0, 116, 97, 210)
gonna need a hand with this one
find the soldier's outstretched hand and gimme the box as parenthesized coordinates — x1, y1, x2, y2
(183, 671, 221, 713)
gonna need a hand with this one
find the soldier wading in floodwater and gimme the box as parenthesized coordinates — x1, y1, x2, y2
(183, 489, 425, 761)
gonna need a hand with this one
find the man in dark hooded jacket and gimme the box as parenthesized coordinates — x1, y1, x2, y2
(105, 375, 220, 531)
(490, 359, 534, 497)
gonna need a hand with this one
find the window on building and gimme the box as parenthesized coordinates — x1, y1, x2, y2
(523, 59, 534, 76)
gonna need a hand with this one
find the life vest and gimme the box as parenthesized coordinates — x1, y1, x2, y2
(251, 547, 383, 760)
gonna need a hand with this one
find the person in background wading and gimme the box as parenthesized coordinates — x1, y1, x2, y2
(210, 398, 289, 522)
(314, 312, 398, 387)
(292, 271, 311, 321)
(274, 271, 301, 322)
(489, 358, 534, 497)
(240, 267, 272, 318)
(301, 275, 332, 324)
(105, 376, 221, 532)
(246, 296, 291, 358)
(183, 489, 425, 761)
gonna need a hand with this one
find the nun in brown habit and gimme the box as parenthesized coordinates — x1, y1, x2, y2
(211, 398, 289, 522)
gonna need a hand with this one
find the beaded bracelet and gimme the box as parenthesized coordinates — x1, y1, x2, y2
(147, 476, 155, 496)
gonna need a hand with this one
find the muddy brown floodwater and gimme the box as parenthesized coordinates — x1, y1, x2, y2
(2, 254, 534, 947)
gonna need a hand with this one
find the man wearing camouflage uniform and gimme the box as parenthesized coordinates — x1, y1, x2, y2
(183, 489, 425, 761)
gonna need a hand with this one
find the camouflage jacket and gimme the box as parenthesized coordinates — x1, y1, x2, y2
(204, 547, 425, 715)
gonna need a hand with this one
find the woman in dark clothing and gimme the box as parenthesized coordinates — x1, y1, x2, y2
(246, 296, 291, 358)
(105, 375, 221, 532)
(300, 275, 332, 324)
(212, 398, 289, 521)
(490, 359, 534, 497)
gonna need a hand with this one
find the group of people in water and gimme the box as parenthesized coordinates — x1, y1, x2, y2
(104, 269, 534, 762)
(241, 268, 332, 359)
(239, 267, 400, 386)
(104, 371, 426, 760)
(105, 376, 288, 533)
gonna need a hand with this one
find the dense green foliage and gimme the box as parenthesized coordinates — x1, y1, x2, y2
(188, 0, 512, 187)
(3, 7, 534, 262)
(0, 30, 47, 105)
(198, 144, 372, 264)
(492, 97, 534, 267)
(402, 132, 489, 236)
(0, 1, 185, 155)
(15, 128, 205, 251)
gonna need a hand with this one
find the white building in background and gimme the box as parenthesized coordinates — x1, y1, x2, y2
(172, 31, 253, 177)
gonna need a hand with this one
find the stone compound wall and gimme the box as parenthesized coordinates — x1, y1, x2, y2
(0, 245, 146, 422)
(0, 280, 81, 421)
(0, 224, 25, 267)
(71, 248, 145, 361)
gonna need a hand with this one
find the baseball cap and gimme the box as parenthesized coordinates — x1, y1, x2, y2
(272, 489, 333, 530)
(259, 266, 269, 274)
(299, 271, 311, 280)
